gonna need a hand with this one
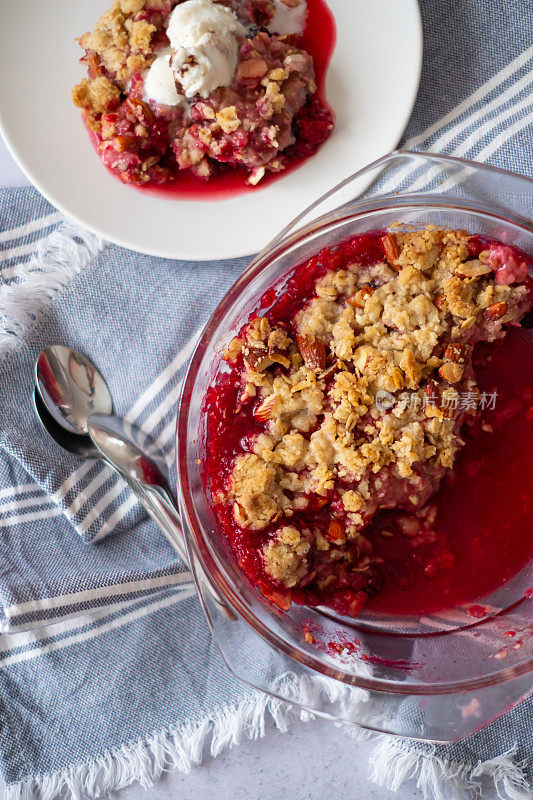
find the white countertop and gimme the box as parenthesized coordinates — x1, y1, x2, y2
(0, 134, 492, 800)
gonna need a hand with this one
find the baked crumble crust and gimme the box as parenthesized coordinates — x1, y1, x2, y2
(72, 0, 165, 131)
(72, 76, 121, 122)
(77, 0, 164, 85)
(219, 227, 530, 588)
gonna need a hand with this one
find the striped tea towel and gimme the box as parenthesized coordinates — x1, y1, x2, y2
(0, 1, 532, 799)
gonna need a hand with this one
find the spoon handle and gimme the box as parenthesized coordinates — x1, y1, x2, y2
(85, 412, 236, 621)
(110, 465, 236, 620)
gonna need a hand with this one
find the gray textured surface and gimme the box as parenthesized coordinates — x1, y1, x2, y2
(113, 722, 426, 800)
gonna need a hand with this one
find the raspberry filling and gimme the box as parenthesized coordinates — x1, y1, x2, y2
(204, 227, 533, 617)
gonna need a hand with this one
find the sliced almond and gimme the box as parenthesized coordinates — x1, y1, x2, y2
(267, 329, 292, 368)
(125, 96, 155, 125)
(296, 333, 326, 372)
(443, 342, 466, 363)
(485, 301, 508, 321)
(455, 259, 492, 278)
(326, 519, 345, 542)
(113, 133, 137, 152)
(254, 394, 278, 421)
(380, 233, 401, 268)
(424, 378, 443, 418)
(392, 367, 405, 389)
(239, 382, 256, 402)
(318, 360, 338, 381)
(461, 316, 476, 330)
(247, 167, 266, 186)
(243, 346, 273, 372)
(434, 293, 447, 310)
(347, 285, 374, 308)
(236, 58, 268, 83)
(438, 362, 463, 383)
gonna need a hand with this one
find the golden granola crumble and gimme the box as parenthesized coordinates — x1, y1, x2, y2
(216, 106, 241, 134)
(264, 80, 286, 113)
(71, 77, 121, 120)
(72, 0, 159, 126)
(218, 227, 530, 587)
(79, 1, 157, 84)
(262, 526, 311, 587)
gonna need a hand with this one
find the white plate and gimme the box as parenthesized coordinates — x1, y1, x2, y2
(0, 0, 422, 260)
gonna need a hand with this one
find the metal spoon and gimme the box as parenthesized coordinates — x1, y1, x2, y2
(33, 345, 235, 619)
(33, 388, 182, 538)
(87, 412, 194, 574)
(33, 348, 184, 547)
(34, 391, 233, 618)
(35, 344, 113, 435)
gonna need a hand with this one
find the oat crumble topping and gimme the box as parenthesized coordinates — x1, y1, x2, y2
(207, 227, 531, 608)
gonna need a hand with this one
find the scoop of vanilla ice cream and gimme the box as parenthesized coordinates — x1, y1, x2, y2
(171, 32, 238, 99)
(143, 50, 182, 106)
(167, 0, 245, 48)
(165, 0, 245, 99)
(267, 0, 307, 35)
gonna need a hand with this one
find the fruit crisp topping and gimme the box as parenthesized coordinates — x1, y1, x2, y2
(75, 0, 168, 87)
(206, 226, 532, 613)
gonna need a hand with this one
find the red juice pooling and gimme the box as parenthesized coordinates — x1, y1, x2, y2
(367, 329, 533, 616)
(203, 230, 533, 618)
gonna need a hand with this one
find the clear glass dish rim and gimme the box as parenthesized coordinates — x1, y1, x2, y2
(176, 150, 533, 696)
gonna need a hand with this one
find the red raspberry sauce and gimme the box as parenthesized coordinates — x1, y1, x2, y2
(367, 329, 533, 616)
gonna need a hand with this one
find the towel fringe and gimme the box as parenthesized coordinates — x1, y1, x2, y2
(5, 671, 529, 800)
(0, 220, 103, 356)
(369, 738, 530, 800)
(5, 671, 368, 800)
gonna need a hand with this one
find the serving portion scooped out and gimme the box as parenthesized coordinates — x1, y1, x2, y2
(72, 0, 334, 188)
(204, 226, 532, 617)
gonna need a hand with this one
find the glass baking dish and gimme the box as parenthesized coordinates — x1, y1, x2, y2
(176, 151, 533, 743)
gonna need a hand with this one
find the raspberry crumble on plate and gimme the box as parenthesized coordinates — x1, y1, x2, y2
(204, 226, 532, 617)
(72, 0, 333, 187)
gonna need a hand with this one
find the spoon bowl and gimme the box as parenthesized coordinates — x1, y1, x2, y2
(33, 389, 98, 458)
(35, 345, 113, 435)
